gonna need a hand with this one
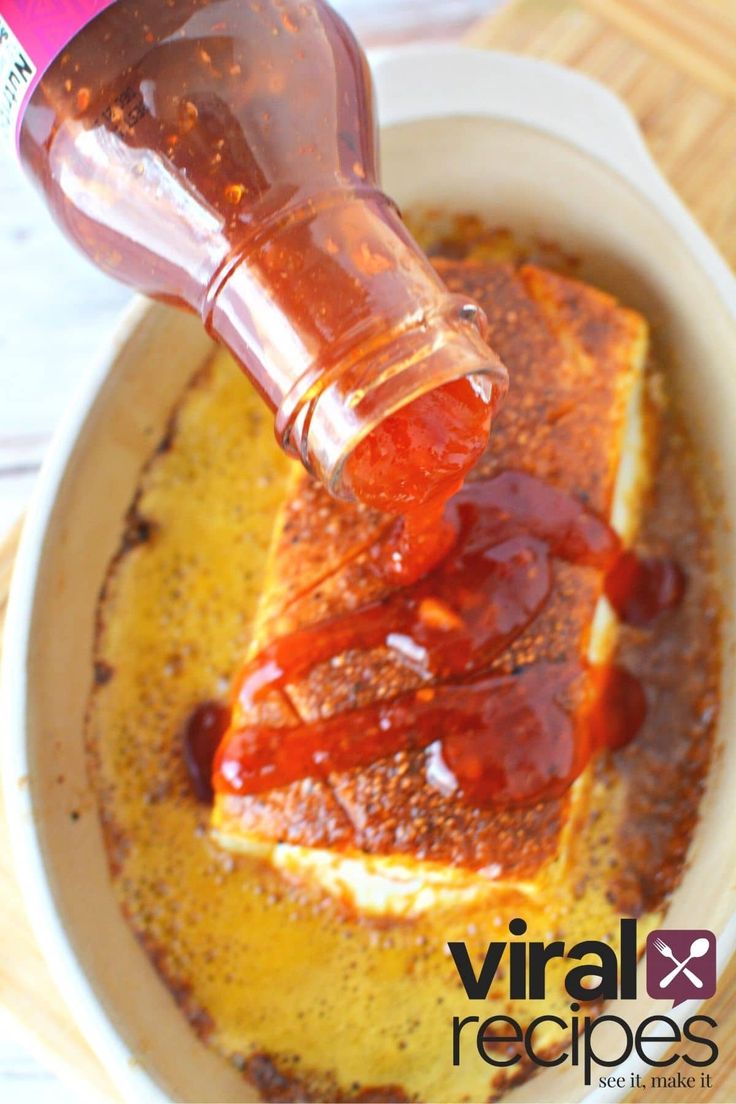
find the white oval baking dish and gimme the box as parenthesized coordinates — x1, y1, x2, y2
(3, 46, 736, 1104)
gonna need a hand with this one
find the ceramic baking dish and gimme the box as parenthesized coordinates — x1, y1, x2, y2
(3, 46, 736, 1104)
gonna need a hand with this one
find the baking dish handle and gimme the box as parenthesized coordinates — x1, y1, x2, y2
(371, 45, 667, 208)
(370, 44, 736, 314)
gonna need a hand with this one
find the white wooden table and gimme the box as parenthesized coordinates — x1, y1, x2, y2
(0, 154, 132, 539)
(0, 3, 498, 1099)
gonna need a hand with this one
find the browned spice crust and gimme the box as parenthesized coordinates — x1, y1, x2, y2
(215, 257, 648, 875)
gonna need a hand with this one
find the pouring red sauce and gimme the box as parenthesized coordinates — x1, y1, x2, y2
(187, 470, 684, 809)
(345, 377, 494, 582)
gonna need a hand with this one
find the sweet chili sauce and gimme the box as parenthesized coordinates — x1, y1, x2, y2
(196, 471, 684, 810)
(16, 0, 506, 532)
(345, 377, 495, 581)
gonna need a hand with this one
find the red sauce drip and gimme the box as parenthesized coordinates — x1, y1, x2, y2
(183, 701, 231, 803)
(212, 471, 684, 808)
(586, 665, 648, 752)
(219, 664, 588, 806)
(345, 377, 493, 583)
(605, 550, 687, 627)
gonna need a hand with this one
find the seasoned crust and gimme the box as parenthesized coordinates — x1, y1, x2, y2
(213, 259, 648, 877)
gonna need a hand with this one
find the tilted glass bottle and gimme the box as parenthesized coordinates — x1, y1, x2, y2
(4, 0, 507, 508)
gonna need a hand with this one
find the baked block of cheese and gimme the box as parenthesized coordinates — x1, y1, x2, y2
(212, 260, 649, 916)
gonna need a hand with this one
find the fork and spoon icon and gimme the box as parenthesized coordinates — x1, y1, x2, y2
(652, 935, 710, 988)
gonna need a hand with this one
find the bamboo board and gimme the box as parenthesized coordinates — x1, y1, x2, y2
(1, 0, 736, 1100)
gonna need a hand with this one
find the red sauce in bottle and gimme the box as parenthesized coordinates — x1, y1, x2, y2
(18, 0, 505, 517)
(208, 471, 683, 809)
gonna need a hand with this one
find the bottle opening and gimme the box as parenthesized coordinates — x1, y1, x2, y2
(286, 298, 509, 509)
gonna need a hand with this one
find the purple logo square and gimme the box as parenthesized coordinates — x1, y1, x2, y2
(646, 929, 716, 1008)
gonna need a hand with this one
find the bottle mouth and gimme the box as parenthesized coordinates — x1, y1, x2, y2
(276, 298, 509, 501)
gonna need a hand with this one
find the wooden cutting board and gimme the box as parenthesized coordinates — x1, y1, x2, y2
(2, 0, 736, 1100)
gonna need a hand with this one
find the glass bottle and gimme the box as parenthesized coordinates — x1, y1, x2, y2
(4, 0, 507, 506)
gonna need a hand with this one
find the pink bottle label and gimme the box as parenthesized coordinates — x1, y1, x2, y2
(1, 0, 116, 150)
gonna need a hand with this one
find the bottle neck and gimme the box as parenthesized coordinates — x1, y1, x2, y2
(208, 187, 507, 499)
